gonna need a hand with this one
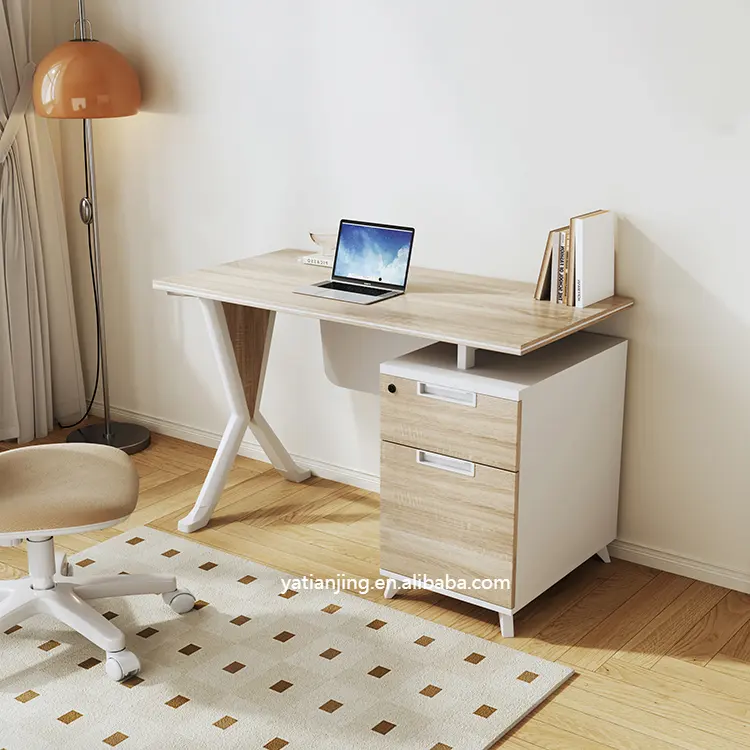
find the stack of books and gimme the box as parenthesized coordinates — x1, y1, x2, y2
(534, 210, 616, 307)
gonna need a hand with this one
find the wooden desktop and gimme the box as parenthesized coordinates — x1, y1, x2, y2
(156, 249, 633, 357)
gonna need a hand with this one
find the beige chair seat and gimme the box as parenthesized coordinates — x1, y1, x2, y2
(0, 444, 139, 535)
(0, 441, 193, 682)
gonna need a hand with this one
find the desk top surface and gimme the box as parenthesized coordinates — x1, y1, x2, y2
(153, 249, 633, 356)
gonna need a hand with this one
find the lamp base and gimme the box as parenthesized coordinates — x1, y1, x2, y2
(66, 422, 151, 455)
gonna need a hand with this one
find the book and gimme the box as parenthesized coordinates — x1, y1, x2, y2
(566, 240, 575, 304)
(567, 209, 602, 305)
(550, 232, 560, 303)
(565, 226, 576, 305)
(533, 229, 557, 300)
(572, 210, 615, 307)
(561, 229, 571, 304)
(562, 228, 570, 303)
(551, 227, 568, 304)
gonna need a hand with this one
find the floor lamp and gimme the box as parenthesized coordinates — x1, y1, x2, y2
(32, 0, 150, 454)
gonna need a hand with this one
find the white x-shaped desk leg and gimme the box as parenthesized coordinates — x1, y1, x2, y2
(178, 298, 310, 533)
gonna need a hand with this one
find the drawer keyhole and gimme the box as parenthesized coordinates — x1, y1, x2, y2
(387, 383, 397, 394)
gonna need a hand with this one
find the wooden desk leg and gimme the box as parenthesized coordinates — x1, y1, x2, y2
(177, 299, 310, 533)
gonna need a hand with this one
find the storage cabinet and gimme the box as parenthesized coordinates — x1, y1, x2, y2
(379, 332, 628, 636)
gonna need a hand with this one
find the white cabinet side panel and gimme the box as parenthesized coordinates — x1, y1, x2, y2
(513, 342, 627, 611)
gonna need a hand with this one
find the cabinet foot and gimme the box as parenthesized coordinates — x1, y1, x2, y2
(596, 546, 611, 564)
(499, 613, 515, 637)
(383, 578, 403, 600)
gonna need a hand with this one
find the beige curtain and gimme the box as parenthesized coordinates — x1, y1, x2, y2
(0, 0, 86, 442)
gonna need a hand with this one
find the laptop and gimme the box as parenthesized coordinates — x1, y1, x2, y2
(294, 219, 415, 305)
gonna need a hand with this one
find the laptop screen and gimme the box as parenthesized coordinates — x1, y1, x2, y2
(332, 220, 415, 289)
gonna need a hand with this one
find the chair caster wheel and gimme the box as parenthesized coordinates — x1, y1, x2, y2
(55, 551, 71, 576)
(105, 649, 141, 681)
(163, 588, 196, 614)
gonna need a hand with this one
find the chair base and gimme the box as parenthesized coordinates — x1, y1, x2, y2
(1, 538, 195, 680)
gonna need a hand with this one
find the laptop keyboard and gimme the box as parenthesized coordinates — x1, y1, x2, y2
(320, 281, 389, 296)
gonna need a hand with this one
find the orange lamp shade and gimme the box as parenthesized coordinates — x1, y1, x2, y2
(33, 40, 141, 119)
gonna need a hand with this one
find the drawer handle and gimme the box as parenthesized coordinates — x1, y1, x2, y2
(416, 382, 477, 407)
(416, 450, 475, 477)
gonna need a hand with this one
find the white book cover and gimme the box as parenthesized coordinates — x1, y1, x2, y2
(574, 211, 615, 307)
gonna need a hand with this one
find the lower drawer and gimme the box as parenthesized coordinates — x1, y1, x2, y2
(379, 440, 516, 608)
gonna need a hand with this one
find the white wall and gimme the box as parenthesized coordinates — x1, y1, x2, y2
(48, 1, 750, 582)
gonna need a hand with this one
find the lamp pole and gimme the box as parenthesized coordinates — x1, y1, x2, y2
(78, 0, 111, 440)
(65, 0, 151, 453)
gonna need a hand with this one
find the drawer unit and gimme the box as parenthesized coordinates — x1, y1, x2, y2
(379, 333, 629, 637)
(380, 375, 519, 471)
(380, 441, 515, 608)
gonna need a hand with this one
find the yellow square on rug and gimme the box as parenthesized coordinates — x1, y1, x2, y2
(0, 527, 572, 749)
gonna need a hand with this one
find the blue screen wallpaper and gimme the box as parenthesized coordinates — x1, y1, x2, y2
(334, 223, 413, 286)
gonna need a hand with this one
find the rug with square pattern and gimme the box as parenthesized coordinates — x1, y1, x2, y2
(0, 526, 572, 749)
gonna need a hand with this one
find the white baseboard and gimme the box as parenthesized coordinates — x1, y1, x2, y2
(94, 404, 750, 594)
(91, 403, 380, 493)
(609, 539, 750, 595)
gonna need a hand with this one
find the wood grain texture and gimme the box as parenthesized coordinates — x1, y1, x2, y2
(570, 670, 750, 748)
(533, 701, 683, 750)
(154, 249, 634, 356)
(514, 717, 618, 750)
(379, 440, 515, 608)
(704, 651, 750, 684)
(664, 590, 750, 667)
(554, 683, 741, 750)
(562, 571, 693, 672)
(653, 655, 750, 700)
(705, 619, 750, 683)
(3, 423, 750, 750)
(222, 302, 272, 414)
(380, 374, 519, 470)
(527, 565, 656, 662)
(0, 561, 26, 580)
(613, 582, 729, 669)
(597, 659, 750, 725)
(716, 616, 750, 663)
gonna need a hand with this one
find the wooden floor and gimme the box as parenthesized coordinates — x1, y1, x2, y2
(3, 427, 750, 749)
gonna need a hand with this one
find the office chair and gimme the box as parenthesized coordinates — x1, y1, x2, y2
(0, 443, 195, 681)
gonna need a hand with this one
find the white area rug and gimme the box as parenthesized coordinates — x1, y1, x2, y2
(0, 527, 572, 749)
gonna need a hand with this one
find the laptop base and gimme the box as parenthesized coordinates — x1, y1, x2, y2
(294, 282, 402, 305)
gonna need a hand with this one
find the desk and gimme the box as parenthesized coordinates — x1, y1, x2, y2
(154, 249, 633, 532)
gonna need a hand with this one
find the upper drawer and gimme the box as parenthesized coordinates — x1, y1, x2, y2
(380, 374, 520, 471)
